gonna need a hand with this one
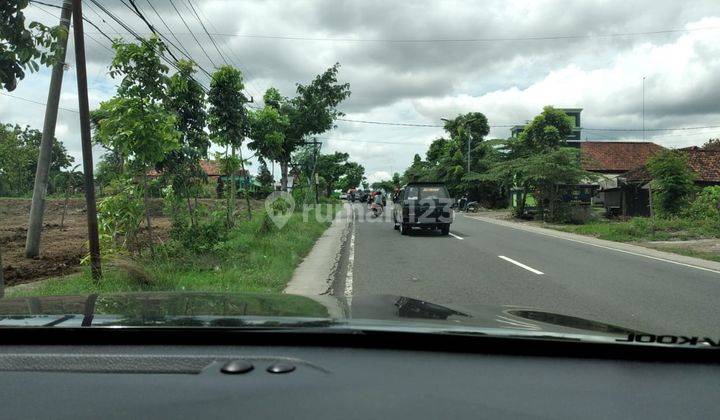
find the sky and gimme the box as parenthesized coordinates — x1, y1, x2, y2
(2, 0, 720, 184)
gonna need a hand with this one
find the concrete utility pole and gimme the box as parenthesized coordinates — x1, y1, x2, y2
(72, 0, 102, 280)
(25, 0, 73, 258)
(642, 76, 646, 141)
(0, 246, 4, 298)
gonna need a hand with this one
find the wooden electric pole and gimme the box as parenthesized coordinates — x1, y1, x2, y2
(25, 0, 73, 258)
(72, 0, 102, 280)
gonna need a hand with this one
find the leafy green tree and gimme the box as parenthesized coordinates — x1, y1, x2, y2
(0, 0, 63, 91)
(702, 138, 720, 151)
(261, 64, 350, 190)
(647, 150, 696, 217)
(515, 106, 572, 154)
(0, 123, 73, 196)
(208, 65, 250, 223)
(248, 88, 289, 165)
(337, 161, 365, 192)
(159, 59, 209, 227)
(315, 152, 350, 196)
(256, 160, 275, 196)
(92, 38, 180, 253)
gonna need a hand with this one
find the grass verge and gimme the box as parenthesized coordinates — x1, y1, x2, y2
(9, 206, 336, 298)
(545, 216, 720, 242)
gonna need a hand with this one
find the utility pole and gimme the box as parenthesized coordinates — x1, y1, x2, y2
(642, 76, 646, 141)
(25, 0, 73, 258)
(72, 0, 102, 280)
(441, 116, 477, 173)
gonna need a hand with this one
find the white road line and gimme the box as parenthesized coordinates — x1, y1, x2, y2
(344, 207, 356, 298)
(498, 255, 544, 275)
(449, 232, 464, 240)
(464, 215, 720, 275)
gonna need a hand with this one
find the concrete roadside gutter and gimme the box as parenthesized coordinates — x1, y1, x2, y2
(464, 214, 720, 274)
(284, 203, 353, 318)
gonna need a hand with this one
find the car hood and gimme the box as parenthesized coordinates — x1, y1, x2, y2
(0, 291, 645, 340)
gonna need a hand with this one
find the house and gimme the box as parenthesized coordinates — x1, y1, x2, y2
(578, 141, 665, 209)
(607, 148, 720, 217)
(511, 108, 583, 140)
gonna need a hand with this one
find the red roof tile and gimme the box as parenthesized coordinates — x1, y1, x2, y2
(148, 160, 246, 178)
(621, 149, 720, 183)
(686, 150, 720, 182)
(580, 141, 665, 172)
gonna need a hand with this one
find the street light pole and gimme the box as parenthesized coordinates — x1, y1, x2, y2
(441, 116, 477, 173)
(642, 76, 646, 141)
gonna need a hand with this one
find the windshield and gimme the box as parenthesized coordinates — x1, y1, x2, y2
(1, 1, 720, 345)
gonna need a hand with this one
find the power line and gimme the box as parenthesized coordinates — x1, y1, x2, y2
(167, 0, 217, 68)
(144, 0, 192, 59)
(153, 25, 720, 44)
(185, 0, 261, 100)
(0, 92, 79, 114)
(184, 0, 228, 66)
(29, 2, 115, 53)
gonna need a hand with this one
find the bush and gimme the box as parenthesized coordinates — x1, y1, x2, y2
(684, 186, 720, 220)
(170, 205, 229, 254)
(647, 150, 696, 217)
(97, 179, 145, 253)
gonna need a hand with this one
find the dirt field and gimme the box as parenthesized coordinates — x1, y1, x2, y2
(0, 198, 264, 286)
(0, 198, 165, 286)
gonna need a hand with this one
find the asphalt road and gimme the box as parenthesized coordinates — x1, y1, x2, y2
(338, 202, 720, 336)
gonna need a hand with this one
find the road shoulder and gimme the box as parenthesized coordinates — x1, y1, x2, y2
(463, 214, 720, 274)
(284, 203, 352, 295)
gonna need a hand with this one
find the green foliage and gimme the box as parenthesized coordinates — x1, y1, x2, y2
(208, 65, 248, 149)
(516, 106, 573, 153)
(337, 161, 365, 192)
(108, 36, 169, 101)
(684, 186, 720, 220)
(0, 0, 64, 91)
(97, 179, 145, 253)
(0, 123, 73, 196)
(93, 97, 180, 170)
(702, 138, 720, 151)
(170, 204, 229, 254)
(647, 150, 696, 217)
(248, 100, 289, 163)
(256, 161, 274, 195)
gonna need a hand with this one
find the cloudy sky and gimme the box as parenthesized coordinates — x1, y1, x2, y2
(2, 0, 720, 183)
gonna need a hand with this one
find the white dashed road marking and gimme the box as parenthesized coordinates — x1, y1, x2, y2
(498, 255, 544, 275)
(449, 232, 464, 240)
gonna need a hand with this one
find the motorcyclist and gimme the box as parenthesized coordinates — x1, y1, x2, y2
(371, 190, 384, 216)
(459, 192, 469, 212)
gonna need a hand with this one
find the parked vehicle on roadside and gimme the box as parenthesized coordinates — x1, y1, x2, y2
(393, 182, 453, 235)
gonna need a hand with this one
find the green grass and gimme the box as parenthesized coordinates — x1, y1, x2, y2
(9, 206, 336, 298)
(651, 247, 720, 263)
(547, 216, 720, 242)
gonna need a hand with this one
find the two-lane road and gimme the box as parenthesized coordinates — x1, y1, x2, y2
(340, 202, 720, 336)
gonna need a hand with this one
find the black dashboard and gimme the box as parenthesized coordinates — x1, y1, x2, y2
(0, 332, 718, 419)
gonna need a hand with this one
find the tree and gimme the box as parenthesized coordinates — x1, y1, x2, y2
(702, 138, 720, 151)
(402, 154, 429, 183)
(478, 107, 586, 218)
(260, 64, 350, 191)
(159, 59, 209, 227)
(208, 65, 250, 224)
(515, 106, 572, 154)
(315, 152, 350, 196)
(0, 123, 73, 196)
(92, 37, 180, 253)
(647, 150, 696, 217)
(442, 112, 490, 155)
(256, 160, 274, 195)
(337, 161, 365, 192)
(0, 0, 63, 91)
(248, 88, 289, 165)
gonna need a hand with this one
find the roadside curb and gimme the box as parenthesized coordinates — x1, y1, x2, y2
(463, 214, 720, 274)
(285, 203, 352, 309)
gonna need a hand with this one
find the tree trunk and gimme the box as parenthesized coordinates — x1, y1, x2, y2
(60, 187, 70, 229)
(142, 172, 155, 257)
(280, 160, 289, 191)
(238, 150, 252, 220)
(229, 146, 237, 227)
(0, 245, 4, 298)
(186, 197, 195, 228)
